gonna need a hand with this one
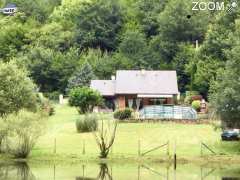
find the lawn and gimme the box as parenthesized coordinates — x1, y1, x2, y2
(31, 104, 240, 163)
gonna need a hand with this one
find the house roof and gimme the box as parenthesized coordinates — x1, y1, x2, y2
(90, 70, 179, 96)
(4, 3, 17, 8)
(115, 70, 178, 95)
(90, 80, 116, 96)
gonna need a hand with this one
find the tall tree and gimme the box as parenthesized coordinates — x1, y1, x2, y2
(67, 62, 96, 91)
(134, 0, 167, 37)
(209, 20, 240, 128)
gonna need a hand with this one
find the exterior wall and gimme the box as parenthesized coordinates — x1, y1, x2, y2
(143, 98, 149, 106)
(166, 98, 174, 104)
(117, 95, 126, 109)
(115, 95, 176, 110)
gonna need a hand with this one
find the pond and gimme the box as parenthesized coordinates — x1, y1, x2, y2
(0, 162, 240, 180)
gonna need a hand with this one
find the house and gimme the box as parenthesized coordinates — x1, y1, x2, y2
(1, 3, 17, 15)
(90, 70, 179, 110)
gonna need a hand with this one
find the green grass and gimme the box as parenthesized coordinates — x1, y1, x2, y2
(31, 104, 240, 163)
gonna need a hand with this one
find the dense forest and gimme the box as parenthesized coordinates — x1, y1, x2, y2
(0, 0, 239, 102)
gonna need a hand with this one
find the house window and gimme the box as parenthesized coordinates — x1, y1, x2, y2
(149, 98, 166, 105)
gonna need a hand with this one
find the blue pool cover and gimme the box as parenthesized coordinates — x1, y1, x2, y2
(139, 105, 197, 120)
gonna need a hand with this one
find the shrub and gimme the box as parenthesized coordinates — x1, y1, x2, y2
(76, 114, 98, 133)
(36, 93, 55, 116)
(0, 61, 37, 117)
(44, 91, 60, 101)
(5, 110, 47, 158)
(69, 87, 103, 114)
(113, 108, 133, 120)
(192, 100, 201, 112)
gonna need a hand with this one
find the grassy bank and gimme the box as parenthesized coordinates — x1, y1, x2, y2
(29, 104, 240, 164)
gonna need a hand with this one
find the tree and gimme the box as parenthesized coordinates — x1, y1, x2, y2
(150, 0, 210, 65)
(209, 20, 240, 128)
(172, 44, 195, 92)
(0, 61, 37, 117)
(78, 49, 132, 80)
(93, 119, 117, 158)
(5, 0, 61, 22)
(69, 87, 103, 114)
(23, 46, 81, 93)
(29, 22, 75, 52)
(67, 62, 96, 91)
(0, 22, 28, 60)
(118, 30, 154, 69)
(74, 0, 124, 51)
(134, 0, 167, 37)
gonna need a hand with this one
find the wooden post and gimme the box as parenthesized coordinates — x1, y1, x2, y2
(167, 141, 170, 156)
(53, 164, 56, 180)
(200, 142, 203, 156)
(174, 140, 177, 170)
(82, 165, 85, 179)
(82, 139, 85, 155)
(166, 166, 169, 180)
(138, 165, 140, 180)
(138, 139, 141, 156)
(54, 138, 56, 154)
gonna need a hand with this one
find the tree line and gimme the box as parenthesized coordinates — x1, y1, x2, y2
(0, 0, 239, 126)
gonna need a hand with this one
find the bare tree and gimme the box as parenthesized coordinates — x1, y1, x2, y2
(97, 163, 113, 180)
(93, 119, 117, 158)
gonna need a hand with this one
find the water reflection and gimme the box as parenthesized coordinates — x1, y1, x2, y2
(76, 163, 113, 180)
(0, 161, 240, 179)
(0, 162, 35, 180)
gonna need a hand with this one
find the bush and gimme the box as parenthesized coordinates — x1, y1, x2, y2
(36, 93, 55, 116)
(4, 110, 47, 158)
(69, 87, 103, 114)
(44, 91, 60, 101)
(76, 114, 98, 133)
(192, 100, 201, 112)
(114, 108, 133, 120)
(0, 61, 37, 117)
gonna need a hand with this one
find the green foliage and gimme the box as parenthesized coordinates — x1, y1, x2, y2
(23, 46, 81, 93)
(36, 93, 55, 116)
(67, 62, 96, 91)
(0, 110, 46, 158)
(184, 91, 200, 105)
(119, 30, 153, 69)
(52, 0, 123, 51)
(69, 87, 103, 114)
(4, 0, 61, 22)
(114, 108, 133, 120)
(134, 0, 167, 37)
(0, 21, 28, 60)
(29, 22, 75, 52)
(209, 21, 240, 128)
(76, 114, 98, 133)
(172, 44, 195, 92)
(191, 100, 201, 112)
(0, 0, 238, 103)
(44, 91, 60, 101)
(0, 61, 37, 117)
(74, 0, 124, 51)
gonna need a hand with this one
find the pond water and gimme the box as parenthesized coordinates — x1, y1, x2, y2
(0, 162, 240, 180)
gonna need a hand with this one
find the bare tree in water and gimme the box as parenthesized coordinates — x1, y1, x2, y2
(93, 119, 117, 158)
